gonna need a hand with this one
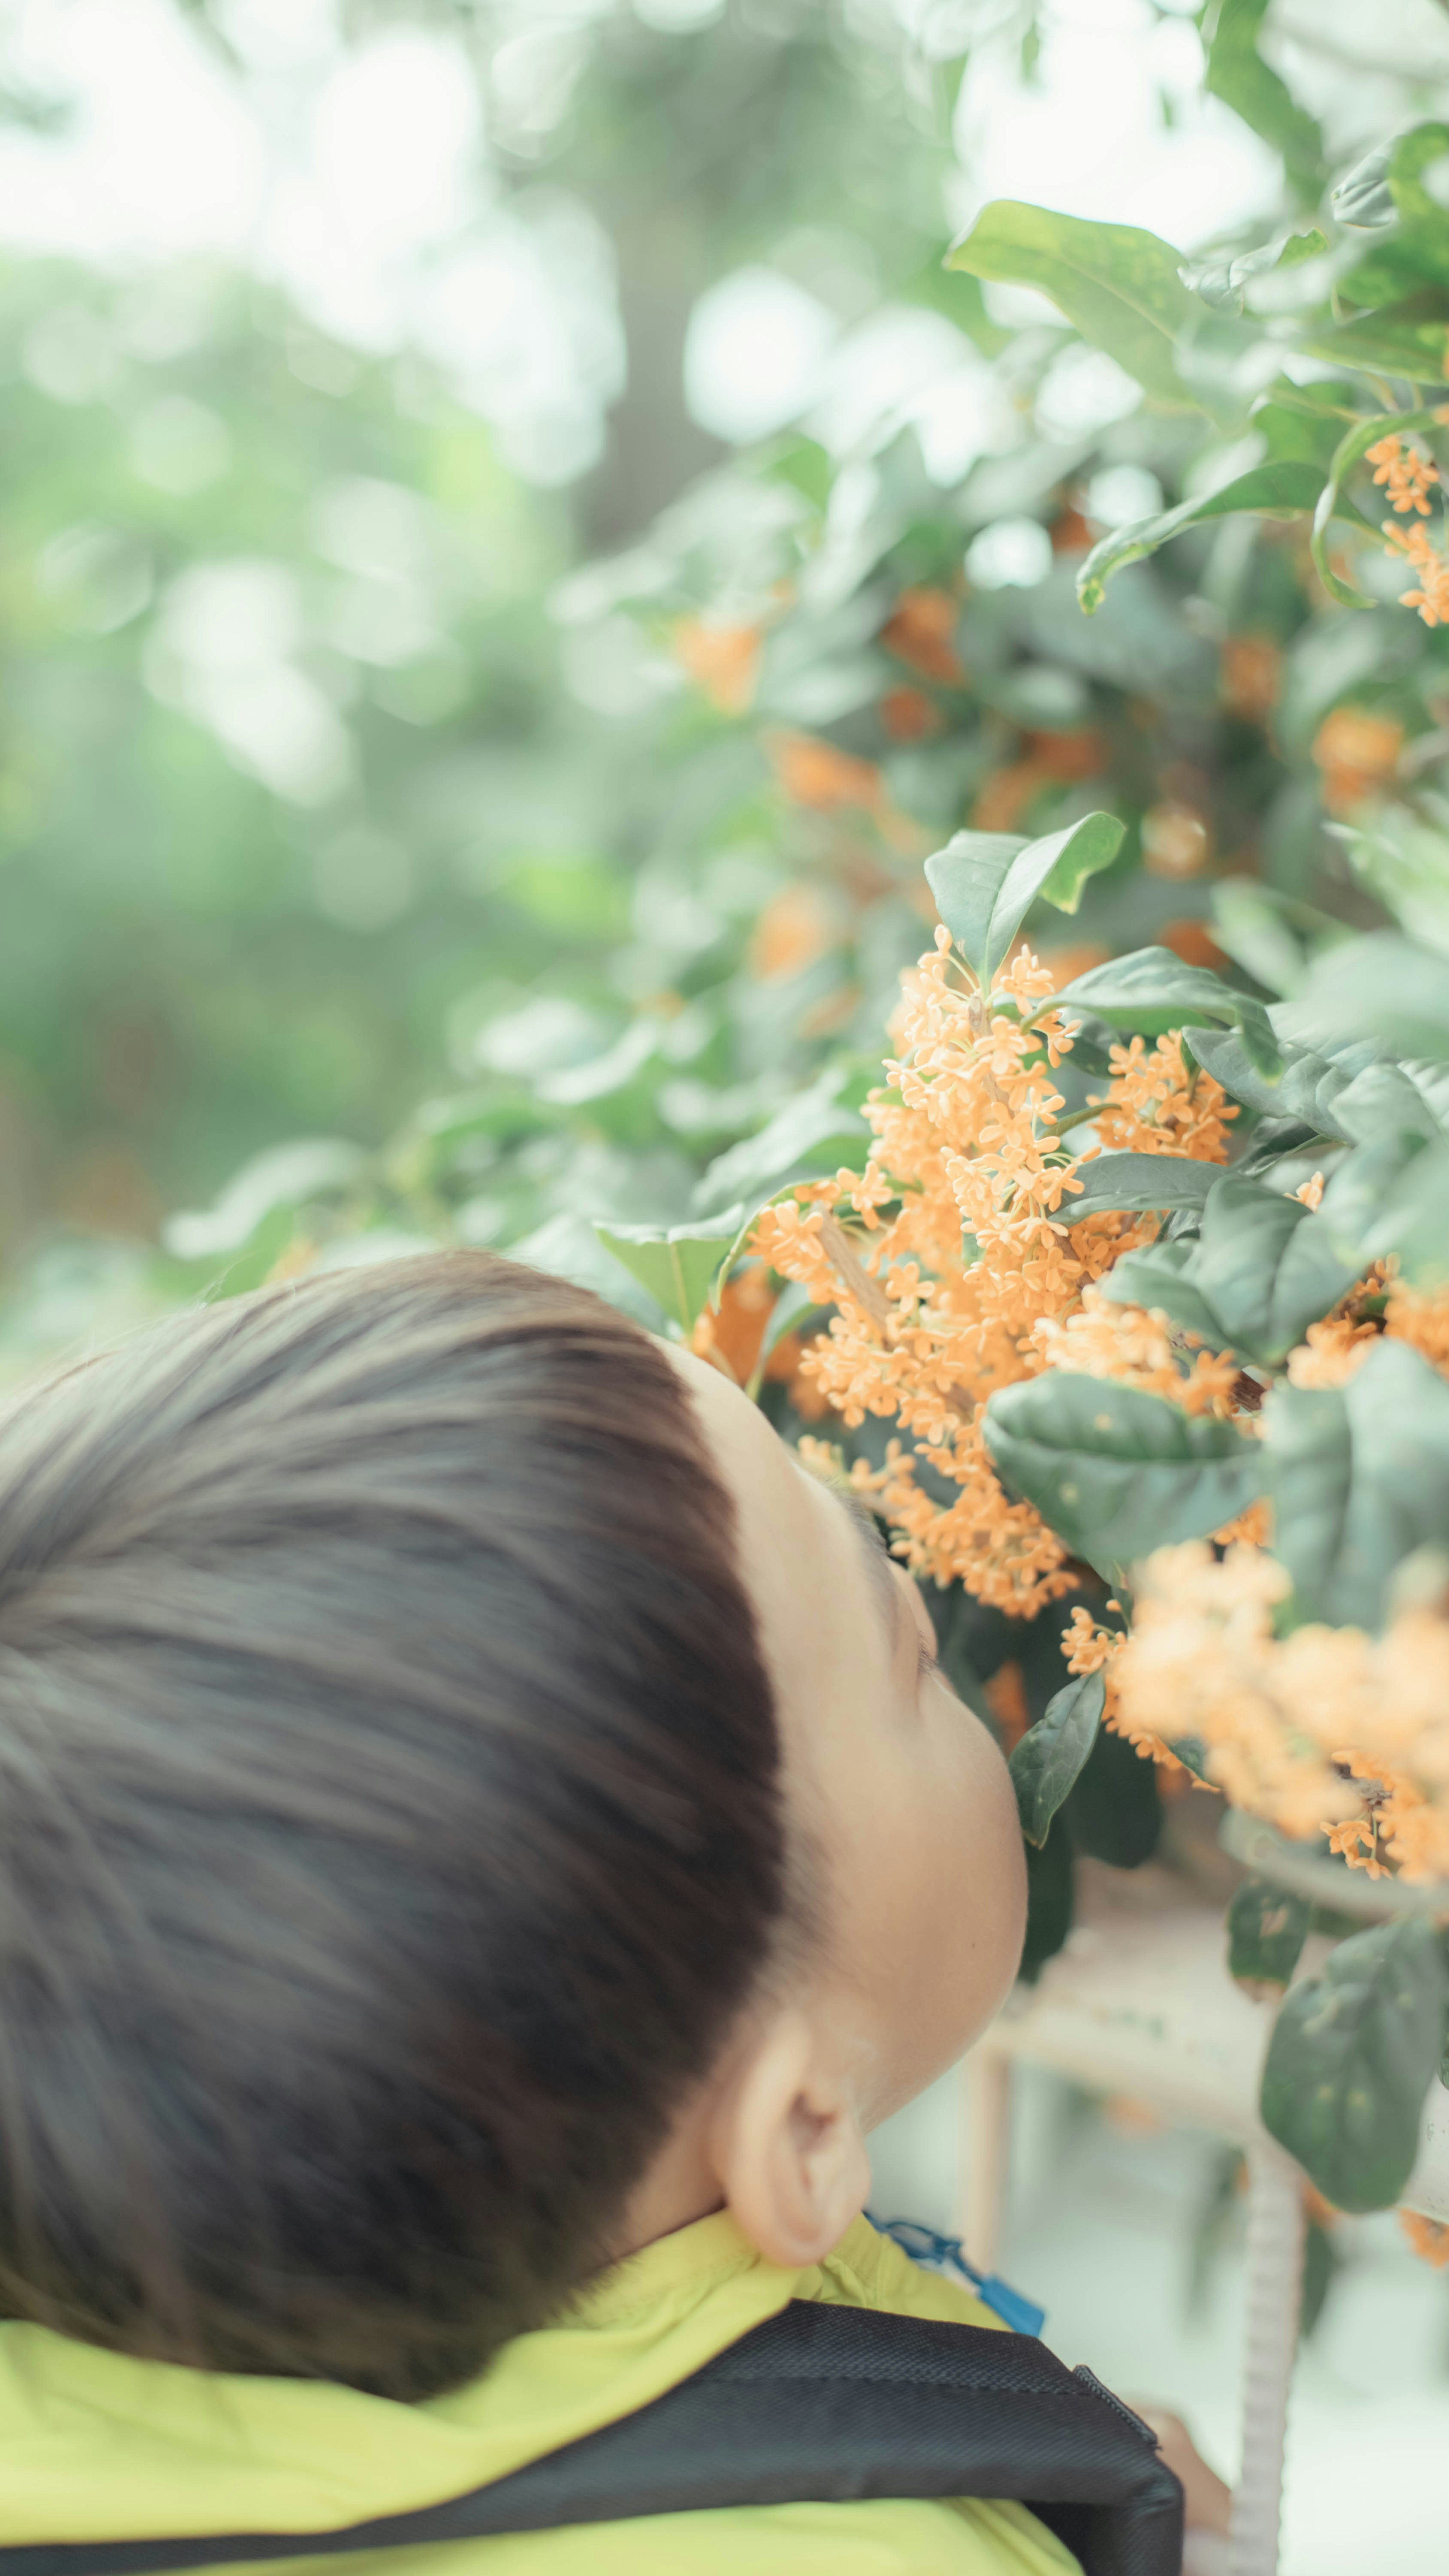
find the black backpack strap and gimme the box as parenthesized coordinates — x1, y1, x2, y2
(5, 2300, 1183, 2576)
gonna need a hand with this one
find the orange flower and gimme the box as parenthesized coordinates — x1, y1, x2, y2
(1400, 2210, 1449, 2267)
(1029, 726, 1108, 783)
(1382, 515, 1449, 629)
(689, 1264, 776, 1382)
(1215, 1497, 1273, 1549)
(882, 685, 940, 741)
(971, 759, 1053, 833)
(1160, 920, 1229, 972)
(1363, 428, 1449, 626)
(751, 936, 1239, 1619)
(1324, 1816, 1386, 1876)
(1117, 1542, 1449, 1879)
(1063, 1606, 1120, 1676)
(1141, 802, 1211, 879)
(1035, 1288, 1239, 1418)
(1311, 705, 1404, 813)
(1281, 1267, 1449, 1391)
(985, 1659, 1031, 1752)
(1287, 1310, 1379, 1389)
(1221, 636, 1282, 722)
(1092, 1031, 1238, 1164)
(1050, 505, 1094, 556)
(1366, 433, 1439, 517)
(1386, 1279, 1449, 1372)
(973, 724, 1108, 824)
(749, 882, 839, 981)
(769, 730, 884, 813)
(764, 1330, 832, 1421)
(672, 616, 761, 714)
(880, 587, 963, 686)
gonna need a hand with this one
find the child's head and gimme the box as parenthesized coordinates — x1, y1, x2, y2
(0, 1252, 1024, 2396)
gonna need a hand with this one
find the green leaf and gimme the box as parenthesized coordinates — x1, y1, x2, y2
(1188, 233, 1328, 318)
(1077, 462, 1328, 615)
(1354, 1135, 1449, 1289)
(1020, 1822, 1074, 1984)
(1184, 1020, 1390, 1144)
(693, 1065, 870, 1216)
(946, 201, 1196, 407)
(1228, 1879, 1312, 1997)
(1192, 1173, 1360, 1366)
(743, 1280, 822, 1398)
(1063, 1721, 1162, 1869)
(1263, 1341, 1449, 1629)
(593, 1219, 741, 1333)
(1260, 1918, 1448, 2213)
(1359, 123, 1449, 288)
(1032, 812, 1130, 915)
(1098, 1241, 1234, 1351)
(1009, 1669, 1106, 1848)
(1252, 385, 1354, 472)
(1332, 1060, 1449, 1149)
(1333, 802, 1449, 956)
(1390, 120, 1449, 225)
(1096, 1171, 1359, 1364)
(1049, 947, 1283, 1081)
(1311, 406, 1449, 610)
(1292, 932, 1449, 1064)
(1204, 0, 1324, 197)
(1315, 1129, 1433, 1268)
(1301, 293, 1449, 391)
(1209, 879, 1352, 1002)
(927, 1587, 1000, 1728)
(1332, 142, 1396, 231)
(1301, 2217, 1337, 2342)
(925, 810, 1126, 988)
(164, 1139, 368, 1263)
(1061, 1151, 1221, 1224)
(984, 1373, 1264, 1581)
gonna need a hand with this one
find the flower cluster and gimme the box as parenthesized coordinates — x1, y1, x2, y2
(1033, 1290, 1239, 1418)
(1116, 1542, 1449, 1882)
(690, 1263, 832, 1417)
(1285, 1273, 1448, 1391)
(1368, 430, 1449, 629)
(752, 933, 1241, 1615)
(1367, 431, 1439, 517)
(750, 922, 1449, 1859)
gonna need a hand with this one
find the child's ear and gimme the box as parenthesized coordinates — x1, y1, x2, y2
(711, 2006, 871, 2271)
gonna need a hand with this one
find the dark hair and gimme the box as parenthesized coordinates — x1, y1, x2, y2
(0, 1251, 786, 2398)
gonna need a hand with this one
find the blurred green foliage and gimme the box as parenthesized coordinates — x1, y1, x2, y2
(0, 0, 972, 1303)
(3, 0, 1449, 1374)
(0, 256, 583, 1240)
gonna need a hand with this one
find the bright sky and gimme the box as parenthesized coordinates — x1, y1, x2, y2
(0, 0, 1444, 480)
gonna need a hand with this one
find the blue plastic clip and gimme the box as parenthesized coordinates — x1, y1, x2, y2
(868, 2214, 1047, 2339)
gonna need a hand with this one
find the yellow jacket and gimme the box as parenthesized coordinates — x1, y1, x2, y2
(2, 2213, 1080, 2574)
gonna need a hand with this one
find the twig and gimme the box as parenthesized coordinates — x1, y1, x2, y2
(818, 1215, 894, 1333)
(967, 993, 1011, 1107)
(818, 1213, 975, 1421)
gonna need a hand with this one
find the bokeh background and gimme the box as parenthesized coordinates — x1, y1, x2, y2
(5, 0, 1445, 1335)
(5, 3, 1449, 2565)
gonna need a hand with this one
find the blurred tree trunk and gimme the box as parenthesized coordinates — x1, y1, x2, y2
(578, 227, 727, 551)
